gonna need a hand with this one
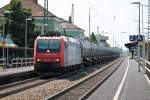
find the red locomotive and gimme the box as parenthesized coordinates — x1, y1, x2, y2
(34, 35, 81, 75)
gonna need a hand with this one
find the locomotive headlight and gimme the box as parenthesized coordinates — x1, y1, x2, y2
(55, 59, 59, 62)
(37, 59, 41, 62)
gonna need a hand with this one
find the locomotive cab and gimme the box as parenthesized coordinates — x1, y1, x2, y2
(34, 36, 64, 74)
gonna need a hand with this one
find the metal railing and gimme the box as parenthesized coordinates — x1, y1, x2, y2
(11, 58, 34, 68)
(0, 58, 34, 69)
(145, 60, 150, 78)
(0, 59, 5, 69)
(137, 57, 150, 79)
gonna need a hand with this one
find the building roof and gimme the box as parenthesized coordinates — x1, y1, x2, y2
(60, 18, 84, 31)
(0, 0, 55, 17)
(0, 0, 84, 33)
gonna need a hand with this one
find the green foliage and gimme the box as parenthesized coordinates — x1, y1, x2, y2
(90, 32, 98, 44)
(4, 0, 38, 47)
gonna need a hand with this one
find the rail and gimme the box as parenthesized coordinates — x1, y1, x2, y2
(46, 58, 124, 100)
(0, 58, 34, 69)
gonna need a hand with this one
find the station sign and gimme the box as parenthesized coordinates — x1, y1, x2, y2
(129, 35, 144, 41)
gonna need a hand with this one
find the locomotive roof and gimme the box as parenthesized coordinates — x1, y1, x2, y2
(37, 36, 63, 40)
(36, 35, 80, 43)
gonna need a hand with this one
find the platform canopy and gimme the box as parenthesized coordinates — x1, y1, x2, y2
(0, 34, 17, 48)
(125, 42, 138, 49)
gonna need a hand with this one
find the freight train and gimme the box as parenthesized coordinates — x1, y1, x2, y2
(34, 34, 120, 75)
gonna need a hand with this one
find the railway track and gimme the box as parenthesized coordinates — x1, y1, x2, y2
(0, 72, 76, 99)
(0, 58, 121, 99)
(0, 62, 106, 99)
(47, 58, 124, 100)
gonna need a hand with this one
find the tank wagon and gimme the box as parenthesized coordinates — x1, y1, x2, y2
(34, 35, 120, 75)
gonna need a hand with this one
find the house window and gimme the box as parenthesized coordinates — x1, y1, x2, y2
(35, 23, 42, 32)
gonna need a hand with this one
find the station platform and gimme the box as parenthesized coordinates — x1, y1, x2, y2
(0, 66, 34, 77)
(87, 57, 150, 100)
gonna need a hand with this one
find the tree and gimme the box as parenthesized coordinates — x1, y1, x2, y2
(4, 0, 36, 47)
(90, 32, 98, 43)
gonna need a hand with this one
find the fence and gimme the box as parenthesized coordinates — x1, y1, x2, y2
(137, 57, 150, 79)
(0, 47, 34, 69)
(0, 47, 34, 58)
(0, 58, 34, 69)
(11, 58, 34, 68)
(0, 59, 5, 69)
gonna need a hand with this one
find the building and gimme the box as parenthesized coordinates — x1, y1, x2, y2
(60, 18, 84, 39)
(0, 0, 85, 39)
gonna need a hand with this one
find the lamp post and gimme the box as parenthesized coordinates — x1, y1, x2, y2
(89, 7, 91, 37)
(2, 10, 12, 69)
(2, 13, 5, 60)
(132, 2, 141, 72)
(25, 18, 32, 66)
(141, 4, 148, 74)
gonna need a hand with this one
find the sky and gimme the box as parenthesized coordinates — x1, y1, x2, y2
(0, 0, 148, 49)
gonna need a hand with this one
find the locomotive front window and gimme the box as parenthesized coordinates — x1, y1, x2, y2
(37, 40, 49, 52)
(37, 39, 60, 53)
(49, 40, 60, 53)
